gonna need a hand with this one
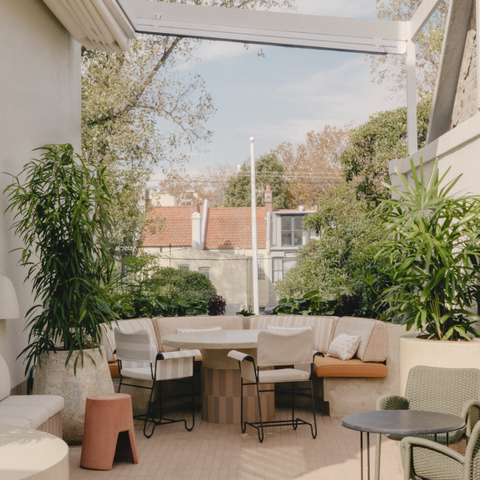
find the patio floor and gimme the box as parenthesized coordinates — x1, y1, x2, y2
(68, 407, 404, 480)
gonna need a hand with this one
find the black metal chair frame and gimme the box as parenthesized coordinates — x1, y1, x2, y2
(236, 355, 318, 443)
(117, 352, 196, 438)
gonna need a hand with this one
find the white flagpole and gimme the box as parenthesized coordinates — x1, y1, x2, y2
(250, 137, 260, 315)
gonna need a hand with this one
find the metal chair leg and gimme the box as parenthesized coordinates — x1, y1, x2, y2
(143, 381, 157, 438)
(292, 382, 297, 430)
(241, 378, 247, 433)
(309, 378, 317, 439)
(255, 381, 264, 443)
(184, 375, 195, 432)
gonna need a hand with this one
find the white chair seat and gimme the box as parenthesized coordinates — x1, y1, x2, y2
(120, 366, 152, 381)
(258, 368, 310, 383)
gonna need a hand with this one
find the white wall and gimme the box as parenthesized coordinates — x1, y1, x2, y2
(390, 114, 480, 197)
(0, 0, 81, 388)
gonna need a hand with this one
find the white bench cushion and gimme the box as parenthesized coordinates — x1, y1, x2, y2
(0, 417, 32, 428)
(0, 404, 50, 429)
(1, 395, 64, 418)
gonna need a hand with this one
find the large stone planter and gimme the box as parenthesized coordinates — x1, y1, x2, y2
(399, 334, 480, 394)
(32, 347, 114, 444)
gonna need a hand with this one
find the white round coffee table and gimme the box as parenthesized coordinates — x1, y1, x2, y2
(162, 329, 275, 424)
(0, 424, 69, 480)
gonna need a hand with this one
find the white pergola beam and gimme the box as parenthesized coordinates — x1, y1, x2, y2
(408, 0, 445, 39)
(118, 0, 407, 55)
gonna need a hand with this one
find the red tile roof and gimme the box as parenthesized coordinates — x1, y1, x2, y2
(142, 206, 268, 249)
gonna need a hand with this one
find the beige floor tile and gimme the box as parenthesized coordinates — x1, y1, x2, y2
(69, 407, 404, 480)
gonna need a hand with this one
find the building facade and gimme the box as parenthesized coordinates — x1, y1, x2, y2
(141, 188, 316, 312)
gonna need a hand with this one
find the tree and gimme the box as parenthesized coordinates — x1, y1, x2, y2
(223, 153, 292, 208)
(274, 127, 347, 208)
(339, 97, 431, 205)
(274, 184, 389, 318)
(368, 0, 448, 97)
(156, 164, 236, 206)
(81, 0, 295, 252)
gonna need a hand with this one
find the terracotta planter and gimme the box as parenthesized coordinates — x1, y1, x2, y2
(399, 334, 480, 394)
(32, 347, 114, 444)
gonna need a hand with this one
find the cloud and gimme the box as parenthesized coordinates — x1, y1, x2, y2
(237, 56, 404, 146)
(192, 41, 250, 63)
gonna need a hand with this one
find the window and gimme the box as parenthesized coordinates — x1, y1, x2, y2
(273, 258, 283, 283)
(281, 216, 304, 247)
(258, 255, 265, 281)
(199, 267, 210, 280)
(179, 264, 190, 271)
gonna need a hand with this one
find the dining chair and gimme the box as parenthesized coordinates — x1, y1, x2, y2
(228, 328, 318, 443)
(375, 365, 480, 480)
(114, 328, 200, 438)
(401, 419, 480, 480)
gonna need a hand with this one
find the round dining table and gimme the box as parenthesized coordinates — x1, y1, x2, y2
(162, 329, 275, 424)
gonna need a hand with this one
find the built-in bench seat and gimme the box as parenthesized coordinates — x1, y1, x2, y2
(248, 315, 387, 378)
(0, 354, 64, 438)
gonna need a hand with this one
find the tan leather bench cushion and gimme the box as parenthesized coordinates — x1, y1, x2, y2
(314, 356, 387, 378)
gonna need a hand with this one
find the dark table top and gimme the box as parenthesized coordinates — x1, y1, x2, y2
(341, 410, 466, 435)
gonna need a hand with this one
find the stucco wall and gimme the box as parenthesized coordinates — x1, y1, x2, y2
(451, 0, 477, 129)
(0, 0, 81, 388)
(390, 113, 480, 197)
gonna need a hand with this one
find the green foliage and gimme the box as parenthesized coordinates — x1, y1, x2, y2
(275, 185, 389, 318)
(369, 0, 447, 97)
(376, 158, 480, 341)
(113, 256, 216, 318)
(273, 290, 336, 315)
(4, 144, 117, 373)
(223, 154, 292, 208)
(236, 309, 255, 317)
(81, 0, 296, 254)
(340, 98, 431, 205)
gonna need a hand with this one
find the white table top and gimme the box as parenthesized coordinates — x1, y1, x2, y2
(0, 424, 69, 480)
(162, 329, 260, 350)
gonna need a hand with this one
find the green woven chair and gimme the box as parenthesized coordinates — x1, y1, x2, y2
(375, 366, 480, 480)
(401, 420, 480, 480)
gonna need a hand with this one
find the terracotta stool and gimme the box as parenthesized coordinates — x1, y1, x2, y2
(80, 393, 139, 470)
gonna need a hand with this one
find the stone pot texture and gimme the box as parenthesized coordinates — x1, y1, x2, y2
(399, 334, 480, 394)
(32, 347, 114, 444)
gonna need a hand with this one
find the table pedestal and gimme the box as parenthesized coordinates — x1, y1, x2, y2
(202, 367, 275, 424)
(201, 347, 275, 424)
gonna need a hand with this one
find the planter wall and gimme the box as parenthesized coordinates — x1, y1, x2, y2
(399, 335, 480, 394)
(32, 347, 113, 444)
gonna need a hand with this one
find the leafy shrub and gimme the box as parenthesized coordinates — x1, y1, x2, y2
(273, 290, 336, 315)
(208, 295, 226, 316)
(111, 254, 216, 318)
(376, 158, 480, 340)
(274, 185, 390, 318)
(153, 267, 216, 303)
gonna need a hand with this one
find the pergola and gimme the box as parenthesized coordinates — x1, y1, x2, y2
(42, 0, 449, 158)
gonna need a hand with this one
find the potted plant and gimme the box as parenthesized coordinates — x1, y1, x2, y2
(4, 144, 117, 443)
(376, 158, 480, 391)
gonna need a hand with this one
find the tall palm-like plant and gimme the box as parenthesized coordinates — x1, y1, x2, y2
(4, 144, 117, 372)
(376, 158, 480, 341)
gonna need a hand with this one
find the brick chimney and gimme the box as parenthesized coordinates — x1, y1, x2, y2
(264, 184, 273, 216)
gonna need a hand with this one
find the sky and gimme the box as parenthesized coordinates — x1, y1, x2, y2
(148, 0, 405, 186)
